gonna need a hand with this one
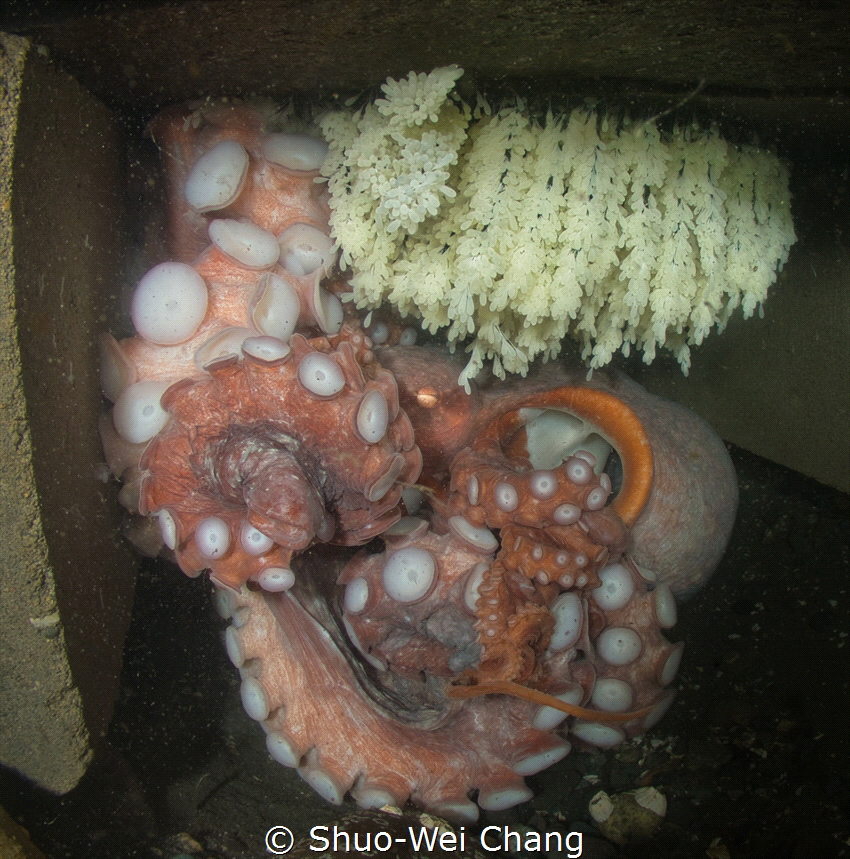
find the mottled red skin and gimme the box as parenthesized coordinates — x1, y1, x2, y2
(382, 346, 738, 599)
(103, 101, 738, 821)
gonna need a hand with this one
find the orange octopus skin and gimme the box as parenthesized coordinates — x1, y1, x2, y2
(102, 101, 738, 822)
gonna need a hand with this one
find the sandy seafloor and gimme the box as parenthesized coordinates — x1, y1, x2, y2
(1, 443, 848, 859)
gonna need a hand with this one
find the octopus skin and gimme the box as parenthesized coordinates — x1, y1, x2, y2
(100, 101, 738, 822)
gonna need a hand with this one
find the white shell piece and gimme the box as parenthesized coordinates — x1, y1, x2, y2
(297, 352, 345, 396)
(573, 449, 598, 468)
(567, 434, 613, 473)
(635, 786, 668, 817)
(266, 732, 299, 768)
(240, 522, 274, 556)
(463, 562, 488, 612)
(278, 223, 335, 277)
(224, 625, 244, 667)
(208, 218, 280, 269)
(131, 262, 208, 346)
(252, 273, 301, 342)
(184, 140, 249, 211)
(240, 676, 270, 721)
(653, 583, 678, 628)
(381, 547, 436, 603)
(196, 516, 231, 559)
(589, 790, 614, 823)
(597, 627, 642, 665)
(512, 741, 571, 776)
(571, 722, 625, 748)
(355, 390, 389, 443)
(158, 509, 178, 550)
(521, 409, 588, 470)
(112, 379, 172, 444)
(257, 567, 295, 592)
(660, 642, 685, 686)
(590, 678, 634, 712)
(195, 326, 254, 369)
(549, 592, 583, 651)
(261, 133, 328, 171)
(448, 516, 499, 552)
(477, 784, 533, 811)
(532, 685, 584, 731)
(592, 563, 635, 611)
(344, 577, 369, 614)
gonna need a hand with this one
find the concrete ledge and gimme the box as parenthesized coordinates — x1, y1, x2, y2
(0, 33, 136, 794)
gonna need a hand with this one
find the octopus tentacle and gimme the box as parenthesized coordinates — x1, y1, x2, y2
(446, 680, 657, 724)
(101, 100, 737, 819)
(139, 330, 421, 591)
(473, 386, 654, 526)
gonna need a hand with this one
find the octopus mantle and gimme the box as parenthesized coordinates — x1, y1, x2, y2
(100, 102, 738, 822)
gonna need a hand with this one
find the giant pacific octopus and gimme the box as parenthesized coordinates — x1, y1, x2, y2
(99, 102, 738, 821)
